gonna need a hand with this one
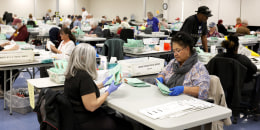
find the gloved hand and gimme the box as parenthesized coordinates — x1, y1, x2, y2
(156, 77, 164, 83)
(169, 86, 184, 96)
(106, 80, 122, 95)
(102, 75, 113, 86)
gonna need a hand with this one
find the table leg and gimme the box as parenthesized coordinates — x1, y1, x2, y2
(4, 70, 6, 110)
(9, 70, 12, 115)
(33, 67, 35, 79)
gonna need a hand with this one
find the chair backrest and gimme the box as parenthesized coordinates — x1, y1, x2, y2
(207, 57, 247, 116)
(49, 27, 61, 48)
(25, 32, 30, 43)
(101, 38, 125, 62)
(120, 29, 134, 42)
(103, 29, 111, 39)
(207, 57, 247, 91)
(144, 27, 152, 34)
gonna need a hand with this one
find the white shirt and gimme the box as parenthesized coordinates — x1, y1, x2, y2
(57, 40, 75, 60)
(121, 21, 130, 29)
(82, 10, 88, 22)
(65, 18, 72, 24)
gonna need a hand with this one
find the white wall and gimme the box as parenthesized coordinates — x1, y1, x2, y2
(0, 0, 90, 20)
(167, 0, 260, 26)
(0, 0, 35, 19)
(88, 0, 163, 21)
(241, 0, 260, 26)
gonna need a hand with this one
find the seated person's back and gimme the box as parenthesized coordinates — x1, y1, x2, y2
(215, 35, 257, 82)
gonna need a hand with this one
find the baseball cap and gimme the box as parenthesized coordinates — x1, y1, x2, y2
(196, 6, 213, 17)
(12, 19, 22, 25)
(209, 22, 216, 28)
(175, 17, 180, 21)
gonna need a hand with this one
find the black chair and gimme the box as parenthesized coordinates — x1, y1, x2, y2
(120, 29, 134, 42)
(144, 27, 152, 34)
(27, 20, 38, 27)
(103, 29, 111, 39)
(207, 57, 247, 123)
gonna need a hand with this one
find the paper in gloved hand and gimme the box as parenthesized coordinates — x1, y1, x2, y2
(0, 34, 6, 40)
(124, 78, 150, 87)
(155, 79, 171, 95)
(104, 64, 123, 86)
(46, 41, 55, 51)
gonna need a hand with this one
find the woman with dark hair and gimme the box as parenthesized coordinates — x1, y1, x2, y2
(215, 35, 257, 82)
(217, 19, 228, 35)
(50, 27, 76, 59)
(156, 32, 210, 99)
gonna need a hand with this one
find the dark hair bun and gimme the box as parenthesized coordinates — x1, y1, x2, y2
(172, 32, 194, 47)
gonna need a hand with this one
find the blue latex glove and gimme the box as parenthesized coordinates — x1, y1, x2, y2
(102, 75, 113, 86)
(156, 77, 164, 83)
(169, 86, 184, 96)
(106, 80, 122, 95)
(5, 34, 11, 39)
(96, 52, 99, 58)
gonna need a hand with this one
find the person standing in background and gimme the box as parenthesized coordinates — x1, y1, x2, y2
(82, 7, 88, 23)
(147, 12, 160, 32)
(180, 6, 213, 52)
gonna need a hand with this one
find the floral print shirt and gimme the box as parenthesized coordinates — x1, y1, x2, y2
(158, 59, 210, 99)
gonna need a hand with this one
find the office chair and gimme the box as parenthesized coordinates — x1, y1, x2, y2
(101, 38, 125, 62)
(207, 57, 247, 124)
(120, 29, 134, 42)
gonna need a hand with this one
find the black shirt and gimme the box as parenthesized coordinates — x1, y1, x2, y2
(216, 53, 257, 82)
(0, 46, 3, 51)
(180, 14, 207, 44)
(64, 70, 104, 124)
(217, 24, 228, 35)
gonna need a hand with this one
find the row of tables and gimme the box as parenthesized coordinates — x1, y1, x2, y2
(0, 30, 247, 129)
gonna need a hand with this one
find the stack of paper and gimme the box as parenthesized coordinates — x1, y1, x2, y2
(155, 79, 171, 95)
(124, 78, 150, 87)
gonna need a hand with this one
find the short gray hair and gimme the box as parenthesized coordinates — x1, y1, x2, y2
(147, 12, 153, 17)
(65, 44, 97, 80)
(90, 19, 98, 26)
(62, 21, 70, 27)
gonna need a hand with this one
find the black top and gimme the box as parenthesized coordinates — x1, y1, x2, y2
(180, 14, 207, 44)
(217, 24, 228, 35)
(64, 70, 104, 124)
(216, 53, 257, 82)
(0, 46, 3, 51)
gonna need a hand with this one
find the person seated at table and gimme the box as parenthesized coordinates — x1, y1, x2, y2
(73, 15, 82, 29)
(0, 42, 19, 98)
(236, 20, 250, 35)
(115, 16, 121, 24)
(214, 35, 257, 83)
(98, 18, 107, 29)
(64, 44, 132, 129)
(235, 17, 242, 28)
(27, 14, 37, 27)
(87, 20, 104, 37)
(207, 22, 224, 38)
(9, 19, 29, 41)
(214, 35, 258, 112)
(160, 18, 168, 29)
(156, 32, 210, 99)
(217, 19, 228, 36)
(121, 17, 130, 29)
(49, 27, 76, 59)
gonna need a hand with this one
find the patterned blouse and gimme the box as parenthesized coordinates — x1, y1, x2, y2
(158, 59, 210, 99)
(207, 30, 224, 38)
